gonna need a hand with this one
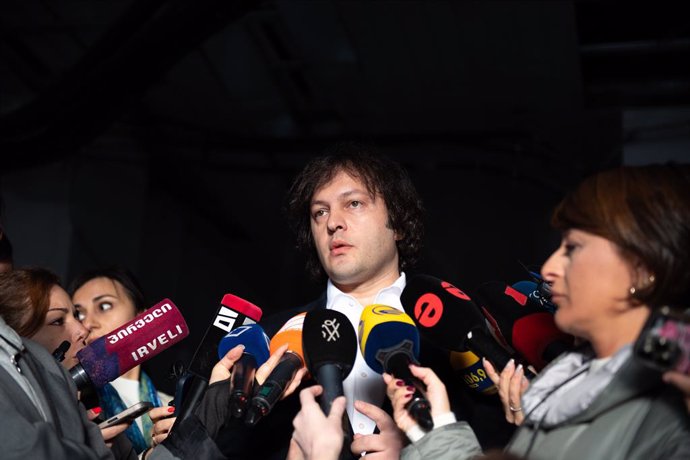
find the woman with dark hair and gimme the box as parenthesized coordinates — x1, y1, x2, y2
(0, 268, 89, 371)
(0, 267, 132, 458)
(379, 164, 690, 459)
(70, 267, 174, 455)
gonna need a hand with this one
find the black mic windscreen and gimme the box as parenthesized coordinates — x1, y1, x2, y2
(401, 274, 488, 351)
(303, 309, 357, 379)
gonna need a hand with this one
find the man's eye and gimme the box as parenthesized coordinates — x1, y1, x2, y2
(313, 209, 327, 219)
(51, 318, 65, 326)
(350, 200, 361, 208)
(100, 302, 113, 312)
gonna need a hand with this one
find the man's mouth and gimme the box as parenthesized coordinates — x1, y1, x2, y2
(330, 240, 352, 254)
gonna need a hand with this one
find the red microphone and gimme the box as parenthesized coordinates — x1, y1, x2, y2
(70, 298, 189, 389)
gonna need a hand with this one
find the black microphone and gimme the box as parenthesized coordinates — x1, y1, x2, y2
(52, 340, 70, 363)
(245, 313, 306, 427)
(303, 309, 357, 460)
(303, 310, 357, 414)
(401, 274, 535, 379)
(173, 294, 262, 427)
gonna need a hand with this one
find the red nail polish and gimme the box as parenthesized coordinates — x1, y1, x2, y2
(92, 407, 102, 415)
(407, 386, 415, 392)
(395, 380, 404, 387)
(168, 406, 176, 413)
(405, 393, 412, 399)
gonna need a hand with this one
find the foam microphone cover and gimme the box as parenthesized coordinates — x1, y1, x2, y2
(401, 274, 488, 351)
(217, 324, 270, 364)
(474, 281, 574, 370)
(303, 309, 357, 379)
(359, 305, 433, 430)
(359, 304, 420, 373)
(72, 299, 189, 388)
(270, 312, 306, 362)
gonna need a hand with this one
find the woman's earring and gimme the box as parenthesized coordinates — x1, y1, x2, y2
(629, 286, 636, 295)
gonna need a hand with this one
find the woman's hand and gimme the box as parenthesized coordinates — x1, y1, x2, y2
(148, 406, 176, 447)
(484, 358, 529, 425)
(383, 365, 451, 433)
(87, 407, 129, 448)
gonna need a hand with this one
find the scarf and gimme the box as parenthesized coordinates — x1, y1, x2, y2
(97, 370, 162, 454)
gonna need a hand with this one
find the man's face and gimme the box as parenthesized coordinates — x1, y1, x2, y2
(310, 170, 400, 288)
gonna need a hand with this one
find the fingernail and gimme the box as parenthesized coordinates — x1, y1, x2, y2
(507, 359, 515, 368)
(395, 380, 404, 387)
(168, 407, 175, 413)
(406, 386, 415, 392)
(92, 406, 102, 415)
(405, 393, 412, 399)
(516, 364, 524, 374)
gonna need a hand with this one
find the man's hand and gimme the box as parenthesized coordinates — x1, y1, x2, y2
(290, 385, 345, 460)
(350, 400, 405, 459)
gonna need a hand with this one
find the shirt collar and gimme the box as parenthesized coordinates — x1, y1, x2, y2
(326, 272, 407, 309)
(0, 315, 25, 356)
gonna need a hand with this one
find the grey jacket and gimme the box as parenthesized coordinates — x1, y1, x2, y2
(401, 348, 690, 460)
(0, 325, 114, 459)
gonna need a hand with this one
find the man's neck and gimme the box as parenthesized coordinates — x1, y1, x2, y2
(331, 271, 401, 306)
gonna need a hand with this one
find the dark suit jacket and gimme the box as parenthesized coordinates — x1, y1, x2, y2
(214, 291, 515, 459)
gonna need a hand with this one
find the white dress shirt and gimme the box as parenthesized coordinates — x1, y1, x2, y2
(325, 272, 406, 435)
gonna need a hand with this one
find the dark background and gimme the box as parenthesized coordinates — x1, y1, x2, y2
(1, 1, 689, 393)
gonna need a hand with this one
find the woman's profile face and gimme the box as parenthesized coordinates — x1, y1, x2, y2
(541, 229, 636, 339)
(30, 285, 89, 369)
(72, 277, 139, 344)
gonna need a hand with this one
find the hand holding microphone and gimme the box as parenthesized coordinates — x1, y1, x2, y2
(383, 364, 451, 435)
(217, 324, 270, 418)
(174, 293, 262, 427)
(359, 304, 433, 431)
(245, 313, 308, 426)
(290, 385, 347, 460)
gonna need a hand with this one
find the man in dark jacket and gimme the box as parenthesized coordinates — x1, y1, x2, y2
(216, 142, 514, 459)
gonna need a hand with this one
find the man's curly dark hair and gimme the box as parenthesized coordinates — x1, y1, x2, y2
(285, 142, 425, 280)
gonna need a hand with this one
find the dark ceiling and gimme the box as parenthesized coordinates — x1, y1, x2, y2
(1, 1, 688, 169)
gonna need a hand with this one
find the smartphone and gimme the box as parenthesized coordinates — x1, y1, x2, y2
(634, 305, 690, 374)
(98, 401, 154, 429)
